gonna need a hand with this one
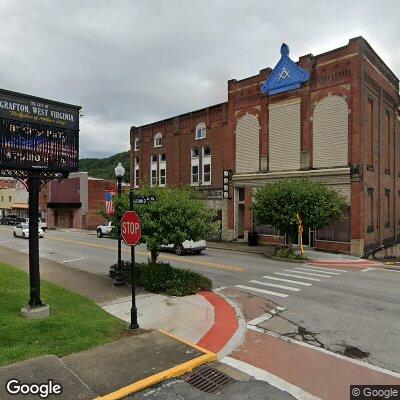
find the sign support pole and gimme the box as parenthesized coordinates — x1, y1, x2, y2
(27, 169, 44, 308)
(129, 189, 139, 330)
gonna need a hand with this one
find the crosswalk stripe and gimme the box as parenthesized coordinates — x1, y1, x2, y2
(250, 280, 301, 292)
(235, 285, 288, 298)
(304, 265, 346, 273)
(262, 275, 312, 286)
(295, 267, 339, 275)
(275, 272, 321, 282)
(287, 269, 332, 278)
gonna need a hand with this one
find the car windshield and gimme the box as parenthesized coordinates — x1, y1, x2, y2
(21, 224, 28, 229)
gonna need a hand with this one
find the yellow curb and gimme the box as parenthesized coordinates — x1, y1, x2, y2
(94, 331, 217, 400)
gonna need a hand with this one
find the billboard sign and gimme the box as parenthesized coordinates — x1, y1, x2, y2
(0, 89, 81, 172)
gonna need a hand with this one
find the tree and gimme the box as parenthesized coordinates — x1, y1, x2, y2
(107, 186, 220, 263)
(252, 179, 348, 247)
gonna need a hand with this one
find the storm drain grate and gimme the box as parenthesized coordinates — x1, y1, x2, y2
(184, 365, 236, 393)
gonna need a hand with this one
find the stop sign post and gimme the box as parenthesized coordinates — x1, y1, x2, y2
(121, 206, 142, 330)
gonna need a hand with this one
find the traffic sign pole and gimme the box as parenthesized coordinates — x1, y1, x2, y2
(129, 190, 139, 330)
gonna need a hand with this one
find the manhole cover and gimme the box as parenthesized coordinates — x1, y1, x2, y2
(184, 365, 235, 393)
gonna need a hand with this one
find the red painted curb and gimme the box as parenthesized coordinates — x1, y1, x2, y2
(197, 291, 238, 353)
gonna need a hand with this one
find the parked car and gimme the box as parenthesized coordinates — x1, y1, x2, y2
(25, 217, 47, 230)
(97, 221, 113, 238)
(40, 218, 48, 231)
(158, 240, 207, 256)
(3, 215, 18, 225)
(13, 223, 44, 239)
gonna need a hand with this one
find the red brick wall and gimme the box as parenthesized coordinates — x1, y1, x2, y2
(87, 179, 117, 230)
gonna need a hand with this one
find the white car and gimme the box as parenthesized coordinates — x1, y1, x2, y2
(13, 223, 44, 239)
(24, 217, 47, 231)
(97, 221, 113, 238)
(159, 240, 207, 256)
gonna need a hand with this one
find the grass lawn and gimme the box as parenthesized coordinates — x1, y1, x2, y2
(0, 262, 127, 367)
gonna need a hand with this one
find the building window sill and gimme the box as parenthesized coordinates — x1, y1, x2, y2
(367, 226, 374, 233)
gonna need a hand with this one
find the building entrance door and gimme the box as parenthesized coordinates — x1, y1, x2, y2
(237, 204, 245, 239)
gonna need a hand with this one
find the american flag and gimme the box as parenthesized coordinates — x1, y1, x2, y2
(104, 191, 116, 215)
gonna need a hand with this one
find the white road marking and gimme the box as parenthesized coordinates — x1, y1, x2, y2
(250, 280, 301, 292)
(295, 266, 340, 275)
(246, 324, 265, 333)
(19, 249, 29, 252)
(235, 285, 288, 298)
(305, 265, 346, 273)
(288, 269, 332, 278)
(275, 306, 286, 311)
(275, 273, 321, 282)
(213, 286, 227, 292)
(61, 257, 87, 263)
(0, 240, 10, 244)
(247, 312, 273, 326)
(262, 275, 312, 286)
(361, 267, 378, 272)
(221, 357, 321, 400)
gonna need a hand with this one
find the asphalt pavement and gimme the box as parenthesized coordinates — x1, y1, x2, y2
(1, 225, 400, 376)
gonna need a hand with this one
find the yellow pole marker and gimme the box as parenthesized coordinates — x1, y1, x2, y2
(296, 212, 304, 257)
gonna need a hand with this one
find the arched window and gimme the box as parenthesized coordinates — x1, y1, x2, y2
(195, 122, 206, 140)
(134, 137, 139, 151)
(154, 132, 163, 148)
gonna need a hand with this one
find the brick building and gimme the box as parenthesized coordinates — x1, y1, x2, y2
(39, 172, 119, 230)
(130, 37, 400, 256)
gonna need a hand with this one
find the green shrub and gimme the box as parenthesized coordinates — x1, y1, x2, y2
(274, 246, 308, 261)
(109, 260, 212, 296)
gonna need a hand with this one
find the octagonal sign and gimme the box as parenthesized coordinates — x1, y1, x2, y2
(121, 211, 141, 246)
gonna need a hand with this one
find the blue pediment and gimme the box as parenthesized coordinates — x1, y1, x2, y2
(261, 43, 310, 95)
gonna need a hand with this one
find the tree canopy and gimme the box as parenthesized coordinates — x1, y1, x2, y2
(106, 186, 220, 263)
(252, 179, 348, 244)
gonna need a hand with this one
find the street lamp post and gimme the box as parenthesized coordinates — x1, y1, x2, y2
(114, 162, 126, 287)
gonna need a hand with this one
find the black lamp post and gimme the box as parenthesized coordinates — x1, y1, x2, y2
(114, 162, 126, 287)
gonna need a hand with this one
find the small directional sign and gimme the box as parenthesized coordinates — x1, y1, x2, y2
(132, 195, 157, 204)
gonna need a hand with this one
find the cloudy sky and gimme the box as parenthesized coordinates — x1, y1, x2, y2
(0, 0, 398, 158)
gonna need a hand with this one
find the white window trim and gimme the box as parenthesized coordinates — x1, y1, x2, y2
(191, 147, 199, 158)
(150, 164, 158, 187)
(202, 158, 211, 186)
(191, 159, 199, 186)
(195, 122, 206, 140)
(154, 132, 163, 148)
(159, 164, 166, 187)
(134, 137, 140, 151)
(134, 165, 140, 188)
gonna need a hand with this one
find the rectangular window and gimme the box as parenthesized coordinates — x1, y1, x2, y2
(191, 165, 199, 185)
(151, 155, 157, 163)
(191, 148, 199, 158)
(134, 168, 139, 188)
(202, 162, 211, 185)
(159, 168, 166, 186)
(367, 99, 373, 167)
(150, 168, 157, 187)
(9, 196, 11, 202)
(384, 112, 390, 173)
(160, 153, 166, 162)
(203, 145, 211, 157)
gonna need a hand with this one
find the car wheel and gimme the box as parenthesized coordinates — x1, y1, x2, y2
(97, 229, 103, 238)
(196, 250, 203, 255)
(22, 233, 26, 239)
(174, 244, 185, 256)
(13, 232, 16, 237)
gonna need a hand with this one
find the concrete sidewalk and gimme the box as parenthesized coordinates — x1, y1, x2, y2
(0, 331, 215, 400)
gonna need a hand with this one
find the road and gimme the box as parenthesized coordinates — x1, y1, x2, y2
(1, 225, 400, 398)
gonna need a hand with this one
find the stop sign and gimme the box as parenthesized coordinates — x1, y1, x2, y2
(121, 211, 141, 246)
